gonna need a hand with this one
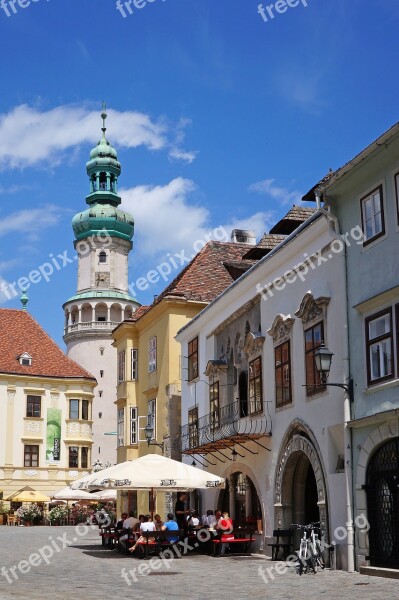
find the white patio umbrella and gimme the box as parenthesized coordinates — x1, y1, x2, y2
(71, 454, 225, 492)
(90, 489, 117, 501)
(52, 486, 94, 501)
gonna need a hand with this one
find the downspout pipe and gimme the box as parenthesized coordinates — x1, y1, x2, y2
(316, 189, 356, 573)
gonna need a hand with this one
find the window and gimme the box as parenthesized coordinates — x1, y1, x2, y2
(148, 337, 157, 373)
(275, 341, 292, 407)
(24, 445, 39, 467)
(209, 382, 220, 429)
(249, 356, 263, 414)
(188, 337, 199, 381)
(130, 407, 138, 445)
(361, 185, 385, 245)
(147, 399, 156, 439)
(131, 348, 138, 380)
(69, 446, 79, 468)
(81, 447, 89, 469)
(69, 399, 79, 420)
(100, 370, 104, 378)
(366, 309, 393, 385)
(188, 407, 199, 448)
(117, 409, 124, 447)
(118, 351, 126, 383)
(99, 251, 107, 263)
(19, 353, 32, 366)
(395, 172, 399, 225)
(26, 395, 41, 418)
(82, 400, 89, 421)
(304, 322, 325, 396)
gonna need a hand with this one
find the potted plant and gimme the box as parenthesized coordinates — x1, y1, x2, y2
(16, 503, 42, 526)
(0, 502, 10, 526)
(48, 505, 68, 525)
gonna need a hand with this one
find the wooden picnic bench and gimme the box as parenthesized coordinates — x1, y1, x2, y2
(267, 528, 294, 560)
(130, 529, 185, 559)
(211, 528, 255, 557)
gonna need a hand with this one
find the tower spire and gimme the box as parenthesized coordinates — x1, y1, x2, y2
(101, 101, 107, 137)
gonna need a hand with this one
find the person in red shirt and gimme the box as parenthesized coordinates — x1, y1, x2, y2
(217, 511, 234, 555)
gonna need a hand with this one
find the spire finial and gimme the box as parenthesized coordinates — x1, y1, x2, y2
(101, 101, 107, 137)
(20, 289, 29, 311)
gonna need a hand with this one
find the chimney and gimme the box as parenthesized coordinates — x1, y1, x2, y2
(230, 229, 256, 245)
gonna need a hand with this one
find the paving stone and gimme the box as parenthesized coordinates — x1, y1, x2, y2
(0, 526, 398, 600)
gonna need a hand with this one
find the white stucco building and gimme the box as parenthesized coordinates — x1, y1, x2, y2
(63, 109, 139, 466)
(177, 207, 351, 568)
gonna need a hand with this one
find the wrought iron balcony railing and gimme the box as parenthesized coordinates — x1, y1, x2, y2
(180, 399, 271, 454)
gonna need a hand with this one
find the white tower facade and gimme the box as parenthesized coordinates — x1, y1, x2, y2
(63, 108, 139, 466)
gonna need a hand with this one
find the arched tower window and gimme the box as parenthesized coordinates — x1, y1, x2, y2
(99, 251, 107, 264)
(99, 172, 107, 190)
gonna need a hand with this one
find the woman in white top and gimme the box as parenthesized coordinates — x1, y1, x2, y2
(129, 515, 156, 553)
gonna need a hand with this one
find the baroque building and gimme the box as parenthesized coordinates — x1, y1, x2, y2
(0, 303, 96, 498)
(63, 109, 139, 466)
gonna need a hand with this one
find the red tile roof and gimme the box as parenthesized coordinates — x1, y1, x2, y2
(0, 309, 96, 380)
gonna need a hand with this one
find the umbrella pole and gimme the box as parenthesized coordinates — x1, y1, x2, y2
(150, 488, 154, 520)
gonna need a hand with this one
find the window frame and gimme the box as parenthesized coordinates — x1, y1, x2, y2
(130, 407, 138, 445)
(188, 337, 199, 382)
(148, 337, 157, 373)
(275, 340, 292, 408)
(188, 407, 199, 448)
(118, 350, 126, 383)
(365, 308, 394, 386)
(147, 399, 156, 439)
(24, 444, 39, 468)
(249, 356, 263, 414)
(26, 395, 41, 418)
(81, 399, 89, 421)
(131, 348, 138, 381)
(117, 408, 124, 448)
(360, 184, 385, 246)
(304, 321, 325, 397)
(69, 399, 79, 420)
(81, 447, 89, 469)
(209, 381, 220, 430)
(68, 446, 79, 469)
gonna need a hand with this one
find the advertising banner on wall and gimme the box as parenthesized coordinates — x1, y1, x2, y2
(46, 408, 61, 462)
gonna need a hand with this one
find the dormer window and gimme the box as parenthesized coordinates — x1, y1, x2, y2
(18, 352, 32, 366)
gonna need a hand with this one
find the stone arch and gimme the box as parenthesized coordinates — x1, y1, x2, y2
(217, 461, 264, 525)
(274, 420, 329, 535)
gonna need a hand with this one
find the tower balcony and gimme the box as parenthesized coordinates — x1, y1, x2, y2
(64, 320, 120, 342)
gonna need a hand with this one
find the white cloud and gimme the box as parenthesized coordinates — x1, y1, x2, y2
(0, 104, 196, 169)
(121, 178, 273, 261)
(249, 179, 303, 206)
(0, 205, 61, 239)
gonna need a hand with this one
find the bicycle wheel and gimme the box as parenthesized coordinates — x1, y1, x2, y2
(315, 540, 325, 569)
(308, 556, 317, 574)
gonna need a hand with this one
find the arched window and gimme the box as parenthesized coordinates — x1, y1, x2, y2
(99, 251, 107, 264)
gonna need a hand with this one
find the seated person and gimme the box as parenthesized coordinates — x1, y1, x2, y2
(201, 509, 216, 528)
(187, 510, 200, 528)
(119, 511, 139, 552)
(217, 512, 234, 555)
(153, 514, 163, 531)
(116, 513, 128, 531)
(129, 515, 156, 553)
(161, 513, 180, 544)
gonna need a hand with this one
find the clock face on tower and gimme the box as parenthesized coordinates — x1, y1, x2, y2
(95, 272, 110, 287)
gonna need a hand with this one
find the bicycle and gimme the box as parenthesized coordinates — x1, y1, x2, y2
(291, 522, 325, 575)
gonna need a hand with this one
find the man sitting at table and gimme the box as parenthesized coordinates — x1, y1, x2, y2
(161, 513, 180, 544)
(119, 511, 139, 552)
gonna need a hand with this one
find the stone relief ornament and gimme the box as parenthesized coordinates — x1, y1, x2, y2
(242, 331, 265, 358)
(24, 470, 39, 476)
(68, 422, 79, 434)
(295, 293, 330, 325)
(81, 424, 91, 436)
(267, 314, 295, 344)
(26, 421, 40, 433)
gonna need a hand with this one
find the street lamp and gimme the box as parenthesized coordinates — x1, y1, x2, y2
(144, 423, 164, 452)
(313, 343, 354, 402)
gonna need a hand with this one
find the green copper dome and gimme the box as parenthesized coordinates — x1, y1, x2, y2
(72, 203, 134, 242)
(72, 106, 134, 243)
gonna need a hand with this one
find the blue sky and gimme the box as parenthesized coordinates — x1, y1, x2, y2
(0, 0, 398, 346)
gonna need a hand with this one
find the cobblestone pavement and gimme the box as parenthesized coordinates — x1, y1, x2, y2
(0, 526, 398, 600)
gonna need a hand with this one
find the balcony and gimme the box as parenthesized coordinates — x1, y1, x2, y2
(180, 400, 272, 455)
(64, 321, 119, 336)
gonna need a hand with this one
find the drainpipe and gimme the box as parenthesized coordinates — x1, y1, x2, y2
(316, 190, 356, 572)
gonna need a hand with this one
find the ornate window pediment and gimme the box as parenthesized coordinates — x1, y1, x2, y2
(267, 314, 295, 344)
(295, 293, 330, 325)
(242, 331, 265, 359)
(204, 359, 228, 377)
